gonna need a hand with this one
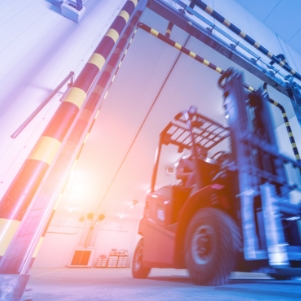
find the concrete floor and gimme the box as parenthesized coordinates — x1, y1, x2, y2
(21, 268, 301, 301)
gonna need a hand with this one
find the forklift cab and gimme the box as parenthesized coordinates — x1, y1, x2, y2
(143, 107, 233, 229)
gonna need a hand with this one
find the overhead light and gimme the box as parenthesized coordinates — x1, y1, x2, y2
(87, 212, 94, 220)
(98, 214, 105, 221)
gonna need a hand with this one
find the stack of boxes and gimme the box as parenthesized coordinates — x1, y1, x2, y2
(94, 255, 107, 268)
(95, 249, 128, 268)
(107, 249, 119, 267)
(117, 249, 128, 268)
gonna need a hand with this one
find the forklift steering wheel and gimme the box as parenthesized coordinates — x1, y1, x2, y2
(211, 151, 228, 163)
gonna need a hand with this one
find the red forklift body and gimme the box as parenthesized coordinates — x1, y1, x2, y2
(138, 184, 228, 268)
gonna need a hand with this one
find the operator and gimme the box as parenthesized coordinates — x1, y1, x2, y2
(176, 146, 208, 191)
(176, 156, 196, 188)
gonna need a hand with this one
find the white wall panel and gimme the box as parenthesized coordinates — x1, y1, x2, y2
(243, 10, 283, 57)
(234, 0, 281, 22)
(264, 0, 301, 41)
(289, 30, 301, 58)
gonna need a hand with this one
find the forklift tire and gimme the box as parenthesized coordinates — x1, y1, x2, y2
(268, 274, 292, 280)
(132, 238, 151, 279)
(185, 208, 241, 286)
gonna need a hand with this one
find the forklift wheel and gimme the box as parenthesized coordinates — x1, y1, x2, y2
(132, 238, 151, 279)
(268, 274, 292, 280)
(185, 208, 241, 286)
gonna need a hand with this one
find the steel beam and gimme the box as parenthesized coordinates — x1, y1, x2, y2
(147, 0, 292, 97)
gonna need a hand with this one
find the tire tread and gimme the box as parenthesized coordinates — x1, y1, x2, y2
(185, 208, 241, 286)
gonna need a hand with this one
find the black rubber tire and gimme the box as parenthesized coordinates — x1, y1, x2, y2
(269, 274, 292, 280)
(131, 238, 151, 279)
(185, 208, 241, 286)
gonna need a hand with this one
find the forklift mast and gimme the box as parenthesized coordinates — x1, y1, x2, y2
(220, 69, 301, 270)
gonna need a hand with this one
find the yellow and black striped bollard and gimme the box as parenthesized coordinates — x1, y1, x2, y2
(0, 0, 139, 264)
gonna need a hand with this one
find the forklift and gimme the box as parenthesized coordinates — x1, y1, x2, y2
(131, 68, 301, 285)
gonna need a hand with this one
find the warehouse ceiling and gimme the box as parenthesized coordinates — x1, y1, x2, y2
(234, 0, 301, 54)
(59, 4, 295, 221)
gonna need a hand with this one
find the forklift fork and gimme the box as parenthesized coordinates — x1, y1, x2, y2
(260, 184, 289, 267)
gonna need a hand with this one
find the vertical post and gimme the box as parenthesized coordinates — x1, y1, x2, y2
(165, 21, 173, 38)
(80, 218, 93, 247)
(76, 0, 83, 11)
(88, 215, 105, 247)
(0, 0, 140, 264)
(219, 69, 260, 260)
(0, 1, 143, 300)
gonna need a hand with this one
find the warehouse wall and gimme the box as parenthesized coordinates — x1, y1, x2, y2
(1, 0, 301, 269)
(33, 212, 138, 268)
